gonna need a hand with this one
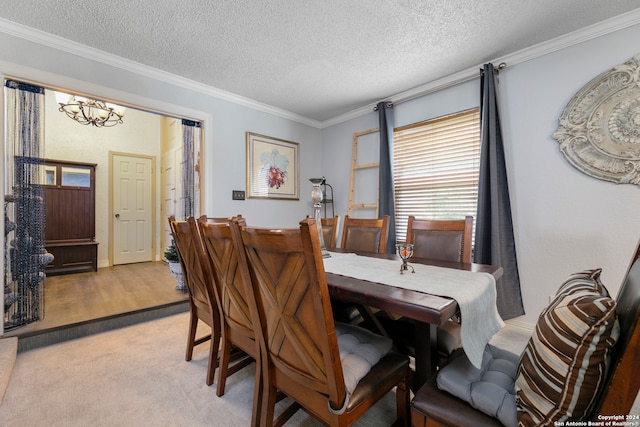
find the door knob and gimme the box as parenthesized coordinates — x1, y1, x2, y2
(115, 213, 120, 218)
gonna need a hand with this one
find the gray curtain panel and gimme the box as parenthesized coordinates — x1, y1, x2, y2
(474, 64, 525, 320)
(181, 119, 200, 219)
(377, 101, 397, 254)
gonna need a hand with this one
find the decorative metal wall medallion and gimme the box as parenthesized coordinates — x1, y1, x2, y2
(552, 53, 640, 185)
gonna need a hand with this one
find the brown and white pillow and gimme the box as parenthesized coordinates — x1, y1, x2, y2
(515, 269, 619, 426)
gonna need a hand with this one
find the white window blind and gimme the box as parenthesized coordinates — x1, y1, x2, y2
(393, 108, 480, 242)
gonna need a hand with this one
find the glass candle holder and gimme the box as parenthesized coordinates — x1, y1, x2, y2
(396, 243, 415, 274)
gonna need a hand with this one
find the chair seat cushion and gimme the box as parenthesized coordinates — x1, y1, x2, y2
(335, 322, 393, 395)
(413, 374, 505, 427)
(348, 351, 409, 413)
(438, 318, 462, 356)
(371, 314, 462, 358)
(331, 298, 363, 323)
(436, 344, 519, 427)
(515, 269, 619, 426)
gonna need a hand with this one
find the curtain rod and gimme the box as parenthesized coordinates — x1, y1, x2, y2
(373, 62, 506, 111)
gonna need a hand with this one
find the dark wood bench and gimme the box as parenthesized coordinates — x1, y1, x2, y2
(412, 245, 640, 426)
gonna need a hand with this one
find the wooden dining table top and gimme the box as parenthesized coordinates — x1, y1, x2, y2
(324, 250, 503, 326)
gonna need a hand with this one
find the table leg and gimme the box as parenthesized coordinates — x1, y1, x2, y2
(413, 322, 438, 390)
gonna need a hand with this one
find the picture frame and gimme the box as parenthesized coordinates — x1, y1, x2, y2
(246, 132, 300, 200)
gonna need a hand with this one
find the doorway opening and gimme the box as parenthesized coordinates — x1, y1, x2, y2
(3, 79, 202, 335)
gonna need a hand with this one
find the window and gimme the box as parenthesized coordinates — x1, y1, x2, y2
(42, 161, 94, 189)
(61, 166, 92, 187)
(44, 165, 57, 185)
(393, 108, 480, 242)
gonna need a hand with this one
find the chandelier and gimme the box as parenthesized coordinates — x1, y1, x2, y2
(55, 92, 125, 128)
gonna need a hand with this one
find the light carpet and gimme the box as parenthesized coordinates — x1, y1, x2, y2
(0, 312, 397, 426)
(1, 313, 635, 426)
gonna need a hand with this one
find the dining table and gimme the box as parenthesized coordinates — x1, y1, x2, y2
(323, 250, 504, 389)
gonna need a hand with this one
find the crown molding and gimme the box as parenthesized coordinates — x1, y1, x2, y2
(0, 18, 322, 129)
(321, 8, 640, 128)
(2, 8, 640, 130)
(495, 8, 640, 68)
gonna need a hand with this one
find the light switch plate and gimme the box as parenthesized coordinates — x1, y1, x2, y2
(232, 190, 245, 200)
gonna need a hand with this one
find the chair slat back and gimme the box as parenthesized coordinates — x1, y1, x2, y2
(169, 217, 220, 325)
(594, 253, 640, 417)
(202, 216, 232, 224)
(231, 217, 347, 411)
(406, 216, 473, 263)
(341, 215, 390, 254)
(198, 216, 255, 341)
(321, 215, 340, 250)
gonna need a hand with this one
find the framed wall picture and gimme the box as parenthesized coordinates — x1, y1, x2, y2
(246, 132, 299, 200)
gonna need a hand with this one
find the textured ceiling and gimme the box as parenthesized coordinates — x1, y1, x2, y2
(1, 1, 639, 122)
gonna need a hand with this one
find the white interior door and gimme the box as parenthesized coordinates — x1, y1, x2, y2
(161, 147, 182, 253)
(113, 154, 153, 265)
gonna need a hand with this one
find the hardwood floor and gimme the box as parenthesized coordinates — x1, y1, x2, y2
(3, 261, 188, 339)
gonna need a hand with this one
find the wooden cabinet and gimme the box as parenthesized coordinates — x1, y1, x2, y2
(43, 159, 98, 275)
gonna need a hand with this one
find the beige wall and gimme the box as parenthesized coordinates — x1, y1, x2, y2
(44, 90, 162, 267)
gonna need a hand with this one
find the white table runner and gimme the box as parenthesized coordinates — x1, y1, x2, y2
(323, 252, 504, 368)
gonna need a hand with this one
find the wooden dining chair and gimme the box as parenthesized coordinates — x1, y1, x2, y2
(379, 216, 474, 363)
(231, 217, 411, 427)
(197, 215, 258, 400)
(321, 215, 340, 250)
(168, 216, 221, 387)
(406, 215, 473, 263)
(200, 216, 234, 224)
(333, 215, 391, 324)
(341, 215, 390, 254)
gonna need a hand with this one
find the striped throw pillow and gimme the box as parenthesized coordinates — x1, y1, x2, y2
(515, 269, 619, 426)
